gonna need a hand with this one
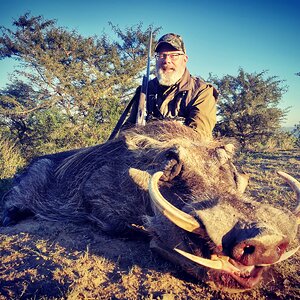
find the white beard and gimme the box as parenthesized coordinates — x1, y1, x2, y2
(156, 68, 184, 86)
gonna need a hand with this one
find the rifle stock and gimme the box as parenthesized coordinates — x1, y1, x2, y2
(136, 76, 148, 126)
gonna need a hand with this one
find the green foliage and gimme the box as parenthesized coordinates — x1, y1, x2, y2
(0, 13, 160, 164)
(246, 130, 296, 151)
(0, 136, 25, 180)
(210, 68, 289, 148)
(292, 122, 300, 147)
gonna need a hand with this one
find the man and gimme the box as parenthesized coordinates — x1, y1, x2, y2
(123, 33, 218, 138)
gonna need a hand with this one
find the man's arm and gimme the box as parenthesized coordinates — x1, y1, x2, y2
(185, 84, 218, 138)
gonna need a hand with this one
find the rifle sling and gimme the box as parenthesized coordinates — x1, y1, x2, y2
(108, 97, 136, 140)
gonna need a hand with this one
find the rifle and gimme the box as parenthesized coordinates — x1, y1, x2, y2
(136, 30, 152, 126)
(108, 30, 152, 140)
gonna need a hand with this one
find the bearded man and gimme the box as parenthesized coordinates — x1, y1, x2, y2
(123, 33, 218, 138)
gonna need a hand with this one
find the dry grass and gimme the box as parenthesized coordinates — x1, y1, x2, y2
(0, 139, 25, 180)
(0, 149, 299, 300)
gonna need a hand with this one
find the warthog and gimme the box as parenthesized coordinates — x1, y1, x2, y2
(2, 120, 299, 291)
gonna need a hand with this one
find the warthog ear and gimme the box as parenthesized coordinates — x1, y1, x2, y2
(216, 144, 249, 193)
(216, 143, 235, 164)
(228, 161, 249, 194)
(129, 168, 151, 190)
(159, 147, 183, 182)
(235, 172, 249, 194)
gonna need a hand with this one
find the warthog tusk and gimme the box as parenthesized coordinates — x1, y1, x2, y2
(277, 171, 300, 216)
(256, 245, 300, 267)
(174, 248, 243, 273)
(148, 171, 200, 233)
(175, 245, 300, 271)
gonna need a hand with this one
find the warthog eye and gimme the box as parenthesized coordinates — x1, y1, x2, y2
(243, 245, 255, 255)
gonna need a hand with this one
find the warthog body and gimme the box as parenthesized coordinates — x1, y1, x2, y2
(2, 120, 299, 291)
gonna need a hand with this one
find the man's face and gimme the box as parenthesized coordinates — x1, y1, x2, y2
(155, 44, 188, 86)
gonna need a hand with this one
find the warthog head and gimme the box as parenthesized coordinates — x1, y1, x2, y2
(124, 122, 300, 291)
(2, 120, 299, 291)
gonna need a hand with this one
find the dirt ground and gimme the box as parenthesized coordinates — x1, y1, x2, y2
(0, 149, 299, 300)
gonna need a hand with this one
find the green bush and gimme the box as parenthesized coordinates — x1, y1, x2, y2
(246, 130, 296, 151)
(292, 123, 300, 147)
(0, 138, 25, 179)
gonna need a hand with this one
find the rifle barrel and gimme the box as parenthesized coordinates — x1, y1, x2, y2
(136, 30, 152, 126)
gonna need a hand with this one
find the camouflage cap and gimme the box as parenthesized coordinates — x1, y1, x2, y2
(155, 33, 186, 53)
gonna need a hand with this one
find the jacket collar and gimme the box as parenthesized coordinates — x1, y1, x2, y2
(177, 68, 193, 92)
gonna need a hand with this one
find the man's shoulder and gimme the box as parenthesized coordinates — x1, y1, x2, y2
(189, 75, 211, 90)
(190, 76, 219, 100)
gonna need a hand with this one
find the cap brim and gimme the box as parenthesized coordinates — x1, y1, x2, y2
(155, 41, 180, 52)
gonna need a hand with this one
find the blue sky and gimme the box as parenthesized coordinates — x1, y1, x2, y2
(0, 0, 299, 126)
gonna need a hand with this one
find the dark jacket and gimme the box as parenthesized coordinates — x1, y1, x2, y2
(125, 69, 218, 138)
